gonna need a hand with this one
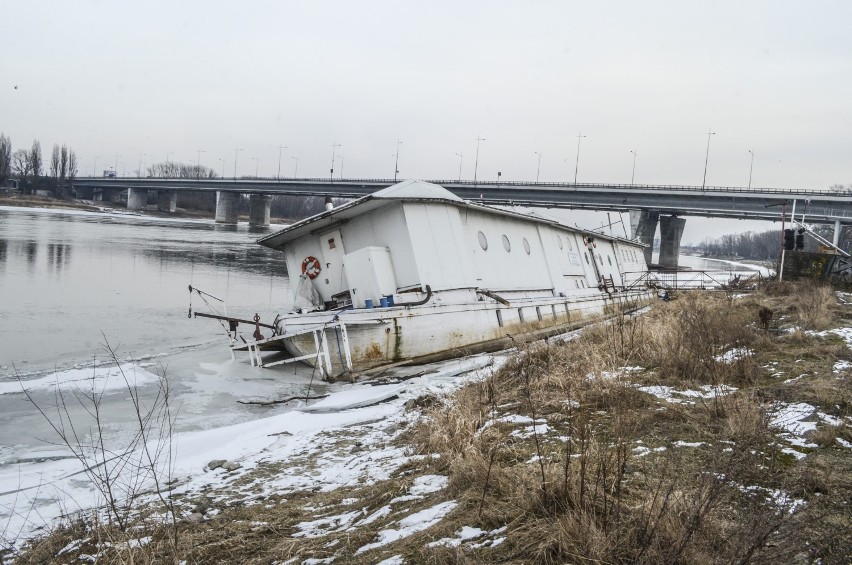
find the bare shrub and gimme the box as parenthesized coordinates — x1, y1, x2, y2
(16, 338, 180, 561)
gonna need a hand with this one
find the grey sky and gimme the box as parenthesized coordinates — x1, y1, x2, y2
(3, 1, 851, 242)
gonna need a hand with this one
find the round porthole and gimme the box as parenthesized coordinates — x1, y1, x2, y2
(567, 238, 573, 251)
(523, 237, 531, 254)
(502, 235, 511, 252)
(556, 235, 563, 249)
(478, 231, 488, 251)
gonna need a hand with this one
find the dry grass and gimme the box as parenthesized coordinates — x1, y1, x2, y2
(11, 280, 852, 564)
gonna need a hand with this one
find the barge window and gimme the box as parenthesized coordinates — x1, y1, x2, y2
(584, 252, 590, 264)
(556, 235, 563, 249)
(502, 234, 511, 252)
(478, 231, 488, 250)
(567, 238, 573, 251)
(496, 310, 504, 327)
(607, 256, 612, 266)
(523, 237, 531, 254)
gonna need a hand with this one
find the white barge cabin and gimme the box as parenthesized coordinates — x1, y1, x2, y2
(248, 180, 652, 376)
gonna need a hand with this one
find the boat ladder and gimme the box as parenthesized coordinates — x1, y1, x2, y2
(231, 321, 352, 378)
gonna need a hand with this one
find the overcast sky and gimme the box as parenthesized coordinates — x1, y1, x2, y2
(3, 1, 851, 242)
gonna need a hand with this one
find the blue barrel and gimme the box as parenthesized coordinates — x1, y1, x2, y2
(385, 294, 395, 306)
(365, 299, 374, 309)
(379, 297, 389, 308)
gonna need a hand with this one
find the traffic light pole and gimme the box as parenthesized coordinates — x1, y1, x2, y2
(779, 200, 789, 281)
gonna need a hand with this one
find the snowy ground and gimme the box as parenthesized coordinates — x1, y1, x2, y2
(0, 353, 500, 553)
(2, 320, 850, 562)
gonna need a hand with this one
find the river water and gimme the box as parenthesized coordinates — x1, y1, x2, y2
(0, 207, 340, 476)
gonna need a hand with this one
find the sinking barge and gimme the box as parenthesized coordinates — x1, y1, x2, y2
(200, 180, 655, 377)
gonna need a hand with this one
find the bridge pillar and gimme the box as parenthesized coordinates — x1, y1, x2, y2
(127, 188, 148, 210)
(74, 186, 94, 200)
(833, 219, 842, 247)
(215, 191, 240, 224)
(157, 190, 177, 212)
(248, 194, 272, 227)
(629, 210, 659, 266)
(658, 215, 686, 269)
(102, 188, 123, 203)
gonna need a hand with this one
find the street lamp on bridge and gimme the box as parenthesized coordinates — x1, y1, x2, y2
(337, 155, 345, 179)
(702, 129, 715, 190)
(454, 152, 463, 181)
(274, 145, 287, 180)
(748, 149, 755, 189)
(233, 147, 243, 180)
(218, 157, 225, 178)
(330, 142, 341, 181)
(196, 149, 206, 179)
(251, 156, 260, 179)
(138, 153, 147, 177)
(534, 151, 542, 183)
(630, 149, 637, 185)
(291, 156, 299, 178)
(574, 132, 587, 184)
(473, 136, 485, 184)
(394, 139, 402, 181)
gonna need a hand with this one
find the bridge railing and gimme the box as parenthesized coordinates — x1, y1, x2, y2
(72, 176, 847, 198)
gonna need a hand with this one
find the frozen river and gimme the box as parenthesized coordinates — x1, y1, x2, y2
(0, 207, 336, 474)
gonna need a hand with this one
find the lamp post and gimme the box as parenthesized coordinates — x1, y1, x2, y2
(330, 142, 341, 180)
(337, 155, 345, 179)
(454, 152, 463, 181)
(218, 158, 225, 178)
(291, 156, 299, 178)
(748, 149, 755, 189)
(93, 156, 99, 177)
(196, 149, 206, 179)
(574, 132, 586, 184)
(702, 129, 715, 190)
(165, 151, 173, 176)
(251, 157, 260, 178)
(394, 139, 402, 181)
(275, 145, 287, 180)
(233, 147, 243, 180)
(114, 153, 120, 173)
(473, 136, 485, 184)
(138, 153, 147, 177)
(534, 151, 542, 183)
(630, 149, 637, 185)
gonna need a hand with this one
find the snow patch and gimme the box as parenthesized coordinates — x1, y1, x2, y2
(355, 501, 458, 554)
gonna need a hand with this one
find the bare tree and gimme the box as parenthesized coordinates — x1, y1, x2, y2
(12, 149, 31, 192)
(68, 150, 78, 179)
(59, 145, 68, 180)
(0, 133, 10, 188)
(28, 140, 42, 192)
(50, 144, 60, 196)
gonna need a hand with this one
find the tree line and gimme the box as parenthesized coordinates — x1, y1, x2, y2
(699, 224, 850, 259)
(0, 133, 78, 198)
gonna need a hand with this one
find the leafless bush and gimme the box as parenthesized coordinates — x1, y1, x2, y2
(17, 338, 180, 561)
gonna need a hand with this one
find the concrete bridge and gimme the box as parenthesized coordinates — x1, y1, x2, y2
(71, 176, 852, 268)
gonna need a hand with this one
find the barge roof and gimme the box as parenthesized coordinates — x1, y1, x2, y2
(257, 180, 644, 251)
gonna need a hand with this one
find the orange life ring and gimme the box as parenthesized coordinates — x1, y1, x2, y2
(301, 256, 321, 279)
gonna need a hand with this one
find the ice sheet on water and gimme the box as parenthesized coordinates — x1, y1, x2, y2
(0, 363, 161, 396)
(298, 385, 404, 413)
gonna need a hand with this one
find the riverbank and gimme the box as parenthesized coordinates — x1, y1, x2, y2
(7, 280, 850, 563)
